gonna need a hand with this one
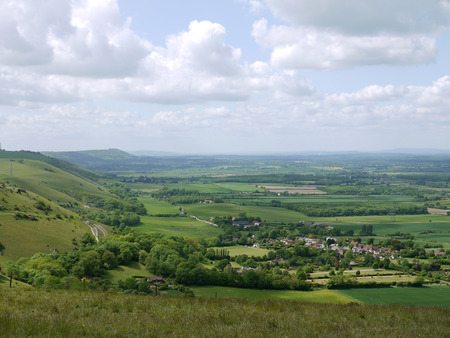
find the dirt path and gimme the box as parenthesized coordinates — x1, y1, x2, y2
(84, 221, 108, 242)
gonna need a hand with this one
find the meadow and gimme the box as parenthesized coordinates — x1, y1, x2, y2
(137, 215, 223, 238)
(1, 287, 449, 337)
(138, 196, 181, 215)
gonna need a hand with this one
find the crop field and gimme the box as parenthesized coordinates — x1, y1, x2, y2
(139, 196, 180, 215)
(190, 286, 354, 304)
(339, 286, 450, 307)
(137, 215, 223, 238)
(211, 246, 270, 257)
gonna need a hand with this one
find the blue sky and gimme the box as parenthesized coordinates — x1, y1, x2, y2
(0, 0, 449, 153)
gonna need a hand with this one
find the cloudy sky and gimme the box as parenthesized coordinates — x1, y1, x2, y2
(1, 0, 449, 153)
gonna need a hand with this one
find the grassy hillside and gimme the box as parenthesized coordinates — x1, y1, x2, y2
(0, 288, 448, 337)
(0, 182, 89, 260)
(0, 154, 114, 260)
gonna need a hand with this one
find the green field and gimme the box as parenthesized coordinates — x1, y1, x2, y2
(340, 286, 450, 307)
(104, 262, 150, 283)
(190, 286, 354, 304)
(137, 215, 223, 238)
(211, 246, 270, 257)
(139, 196, 180, 215)
(183, 203, 306, 223)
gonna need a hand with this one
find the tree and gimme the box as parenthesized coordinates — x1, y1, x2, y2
(76, 251, 103, 277)
(102, 250, 118, 269)
(217, 259, 230, 271)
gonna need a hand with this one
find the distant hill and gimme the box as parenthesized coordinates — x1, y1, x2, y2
(42, 149, 138, 171)
(0, 151, 112, 260)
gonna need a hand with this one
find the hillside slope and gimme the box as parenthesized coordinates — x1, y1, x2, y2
(0, 153, 113, 260)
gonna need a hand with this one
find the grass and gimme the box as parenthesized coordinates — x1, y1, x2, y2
(104, 262, 150, 283)
(138, 196, 180, 215)
(190, 285, 354, 304)
(1, 288, 449, 337)
(183, 203, 306, 223)
(340, 286, 450, 307)
(136, 215, 223, 238)
(211, 246, 270, 257)
(0, 273, 32, 289)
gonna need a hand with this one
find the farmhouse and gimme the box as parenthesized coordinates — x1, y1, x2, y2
(146, 277, 164, 285)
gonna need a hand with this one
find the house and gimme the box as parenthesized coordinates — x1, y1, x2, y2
(233, 220, 249, 226)
(146, 277, 164, 285)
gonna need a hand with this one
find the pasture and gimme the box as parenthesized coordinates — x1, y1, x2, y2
(183, 203, 306, 223)
(136, 215, 223, 238)
(340, 286, 450, 307)
(138, 196, 180, 216)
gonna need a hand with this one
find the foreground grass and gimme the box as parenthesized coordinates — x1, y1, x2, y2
(0, 288, 449, 337)
(340, 286, 450, 307)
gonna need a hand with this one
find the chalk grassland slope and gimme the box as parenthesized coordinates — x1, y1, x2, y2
(0, 183, 88, 260)
(0, 156, 113, 260)
(0, 158, 110, 204)
(0, 288, 449, 337)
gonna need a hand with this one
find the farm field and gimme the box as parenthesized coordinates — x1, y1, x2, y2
(190, 286, 354, 304)
(211, 246, 270, 257)
(125, 183, 163, 193)
(339, 286, 450, 307)
(137, 215, 223, 238)
(183, 203, 306, 223)
(259, 185, 327, 195)
(139, 196, 180, 216)
(166, 182, 263, 194)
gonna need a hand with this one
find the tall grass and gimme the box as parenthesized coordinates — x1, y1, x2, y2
(0, 288, 448, 337)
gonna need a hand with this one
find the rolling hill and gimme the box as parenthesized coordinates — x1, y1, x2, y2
(0, 151, 113, 260)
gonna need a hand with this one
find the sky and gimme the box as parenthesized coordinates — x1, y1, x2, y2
(0, 0, 450, 154)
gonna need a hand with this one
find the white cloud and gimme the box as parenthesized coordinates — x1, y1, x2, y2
(253, 18, 438, 70)
(264, 0, 450, 35)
